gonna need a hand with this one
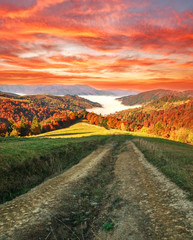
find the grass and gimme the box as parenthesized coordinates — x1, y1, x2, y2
(1, 120, 193, 203)
(0, 122, 128, 168)
(133, 137, 193, 200)
(0, 122, 129, 204)
(38, 120, 130, 138)
(103, 222, 115, 231)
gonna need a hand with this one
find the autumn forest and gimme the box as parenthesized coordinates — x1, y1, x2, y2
(0, 90, 193, 144)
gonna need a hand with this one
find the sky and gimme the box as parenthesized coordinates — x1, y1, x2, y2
(0, 0, 193, 91)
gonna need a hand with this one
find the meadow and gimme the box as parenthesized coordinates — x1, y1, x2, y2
(0, 122, 128, 203)
(0, 121, 192, 203)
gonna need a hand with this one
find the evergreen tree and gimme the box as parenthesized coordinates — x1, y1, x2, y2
(31, 116, 41, 135)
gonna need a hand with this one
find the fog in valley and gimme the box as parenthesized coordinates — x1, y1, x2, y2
(80, 95, 141, 115)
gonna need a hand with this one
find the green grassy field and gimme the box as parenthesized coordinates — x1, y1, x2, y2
(0, 122, 129, 203)
(38, 121, 130, 138)
(0, 121, 193, 203)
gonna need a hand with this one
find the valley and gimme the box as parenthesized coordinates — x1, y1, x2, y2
(80, 95, 141, 115)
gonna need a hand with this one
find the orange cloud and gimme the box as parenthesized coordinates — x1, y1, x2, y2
(0, 0, 192, 90)
(85, 78, 193, 91)
(0, 0, 68, 18)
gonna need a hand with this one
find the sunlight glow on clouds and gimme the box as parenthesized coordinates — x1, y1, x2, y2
(0, 0, 193, 90)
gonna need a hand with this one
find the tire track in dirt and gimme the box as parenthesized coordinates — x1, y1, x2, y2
(1, 140, 193, 240)
(96, 141, 193, 240)
(0, 142, 115, 240)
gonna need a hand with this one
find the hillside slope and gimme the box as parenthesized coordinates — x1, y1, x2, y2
(117, 89, 193, 106)
(143, 95, 190, 111)
(0, 94, 101, 123)
(110, 98, 193, 142)
(20, 94, 101, 111)
(0, 131, 192, 239)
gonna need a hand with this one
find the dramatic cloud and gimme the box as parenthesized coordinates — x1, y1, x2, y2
(0, 0, 193, 90)
(0, 0, 37, 11)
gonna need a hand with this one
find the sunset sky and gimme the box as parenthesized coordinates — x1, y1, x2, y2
(0, 0, 193, 90)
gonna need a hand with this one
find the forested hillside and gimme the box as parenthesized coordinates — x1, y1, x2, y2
(1, 90, 193, 144)
(143, 95, 190, 111)
(86, 97, 193, 144)
(0, 94, 100, 121)
(118, 89, 193, 106)
(0, 93, 100, 137)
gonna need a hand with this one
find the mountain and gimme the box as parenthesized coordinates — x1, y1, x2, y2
(111, 95, 192, 120)
(117, 89, 193, 106)
(0, 90, 101, 110)
(0, 84, 134, 96)
(0, 93, 101, 122)
(20, 94, 101, 111)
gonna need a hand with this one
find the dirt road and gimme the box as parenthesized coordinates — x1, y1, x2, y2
(0, 140, 192, 240)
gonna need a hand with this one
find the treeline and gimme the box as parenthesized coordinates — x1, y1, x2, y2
(86, 112, 129, 131)
(0, 110, 85, 137)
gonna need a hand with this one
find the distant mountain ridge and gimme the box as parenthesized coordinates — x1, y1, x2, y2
(117, 89, 193, 106)
(0, 85, 137, 96)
